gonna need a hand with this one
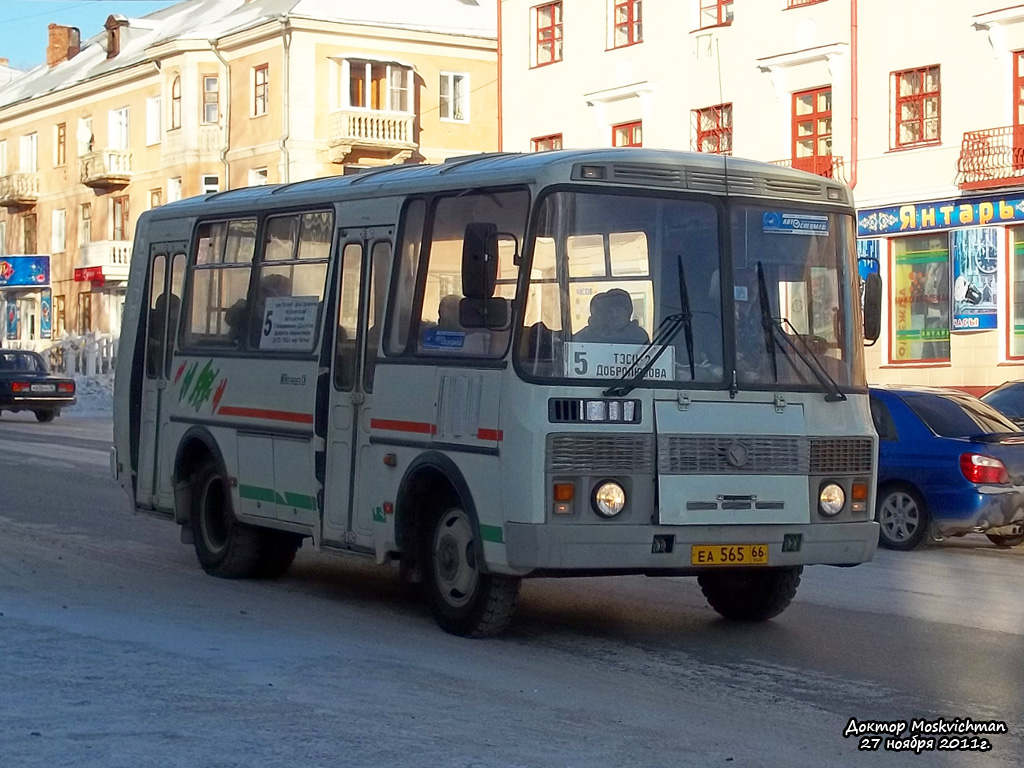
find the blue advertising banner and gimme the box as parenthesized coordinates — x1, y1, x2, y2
(5, 297, 17, 340)
(858, 194, 1024, 237)
(857, 239, 881, 281)
(40, 289, 52, 339)
(951, 228, 998, 331)
(0, 255, 50, 288)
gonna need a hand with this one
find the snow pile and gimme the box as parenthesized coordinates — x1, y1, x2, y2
(69, 374, 114, 418)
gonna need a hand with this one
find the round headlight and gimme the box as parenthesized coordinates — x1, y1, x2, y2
(592, 481, 626, 517)
(819, 483, 845, 517)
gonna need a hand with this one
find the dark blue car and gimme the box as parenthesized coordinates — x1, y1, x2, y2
(869, 385, 1024, 550)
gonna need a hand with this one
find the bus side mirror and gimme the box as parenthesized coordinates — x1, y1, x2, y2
(863, 273, 882, 344)
(460, 297, 510, 330)
(462, 222, 499, 299)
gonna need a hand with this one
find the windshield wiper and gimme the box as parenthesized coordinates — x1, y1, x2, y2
(755, 261, 781, 383)
(603, 255, 694, 398)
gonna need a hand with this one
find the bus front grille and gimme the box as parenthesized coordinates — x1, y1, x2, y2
(657, 436, 874, 475)
(809, 437, 874, 474)
(547, 434, 654, 474)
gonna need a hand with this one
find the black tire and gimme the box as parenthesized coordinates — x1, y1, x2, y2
(425, 505, 520, 637)
(256, 531, 302, 578)
(697, 566, 802, 621)
(190, 459, 264, 578)
(875, 483, 929, 550)
(34, 410, 56, 423)
(986, 532, 1024, 548)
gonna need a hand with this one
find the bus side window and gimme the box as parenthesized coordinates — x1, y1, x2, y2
(146, 254, 167, 378)
(364, 241, 392, 393)
(183, 219, 255, 348)
(335, 243, 363, 390)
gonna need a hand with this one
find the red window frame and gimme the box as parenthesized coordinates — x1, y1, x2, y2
(791, 86, 833, 176)
(531, 134, 563, 152)
(699, 0, 733, 29)
(534, 2, 563, 67)
(893, 65, 940, 149)
(1014, 52, 1024, 166)
(612, 121, 642, 147)
(693, 104, 732, 155)
(253, 64, 269, 116)
(610, 0, 642, 49)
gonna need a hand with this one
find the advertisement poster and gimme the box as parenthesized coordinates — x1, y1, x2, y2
(0, 255, 50, 288)
(6, 297, 17, 340)
(892, 236, 950, 362)
(951, 228, 998, 331)
(40, 289, 52, 339)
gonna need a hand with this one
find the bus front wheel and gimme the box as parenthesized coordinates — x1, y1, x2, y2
(697, 566, 802, 621)
(190, 459, 263, 578)
(425, 506, 520, 637)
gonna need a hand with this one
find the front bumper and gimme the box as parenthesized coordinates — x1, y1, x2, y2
(505, 520, 879, 571)
(931, 485, 1024, 537)
(1, 396, 76, 411)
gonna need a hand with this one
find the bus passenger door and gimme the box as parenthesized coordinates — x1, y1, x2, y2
(322, 228, 393, 546)
(135, 243, 187, 510)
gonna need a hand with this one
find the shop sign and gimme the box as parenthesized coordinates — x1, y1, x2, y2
(858, 194, 1024, 237)
(74, 266, 105, 282)
(40, 289, 52, 339)
(951, 228, 998, 331)
(0, 255, 50, 288)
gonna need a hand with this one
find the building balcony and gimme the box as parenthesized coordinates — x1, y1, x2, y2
(955, 125, 1024, 190)
(0, 172, 39, 208)
(769, 155, 847, 184)
(327, 108, 416, 163)
(74, 240, 132, 283)
(79, 149, 132, 189)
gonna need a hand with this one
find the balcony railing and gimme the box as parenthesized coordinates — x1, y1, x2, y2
(327, 108, 416, 163)
(79, 149, 132, 189)
(0, 172, 39, 207)
(769, 155, 847, 184)
(75, 240, 132, 282)
(956, 125, 1024, 190)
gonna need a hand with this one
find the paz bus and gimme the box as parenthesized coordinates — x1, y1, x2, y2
(112, 148, 883, 637)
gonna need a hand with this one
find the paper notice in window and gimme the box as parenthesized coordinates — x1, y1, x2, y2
(259, 295, 319, 351)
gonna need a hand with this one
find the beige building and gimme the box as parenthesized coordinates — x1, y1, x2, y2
(0, 0, 497, 353)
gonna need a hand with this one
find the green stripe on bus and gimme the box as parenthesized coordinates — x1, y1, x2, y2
(239, 485, 276, 503)
(239, 485, 316, 510)
(282, 492, 316, 510)
(480, 524, 504, 543)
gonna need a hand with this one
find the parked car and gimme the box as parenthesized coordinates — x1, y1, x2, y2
(869, 385, 1024, 550)
(0, 349, 76, 422)
(980, 380, 1024, 429)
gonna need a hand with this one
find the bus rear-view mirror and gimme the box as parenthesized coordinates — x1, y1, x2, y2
(460, 297, 509, 330)
(462, 222, 499, 299)
(863, 273, 882, 344)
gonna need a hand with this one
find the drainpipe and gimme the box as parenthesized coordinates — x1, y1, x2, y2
(280, 17, 291, 183)
(497, 0, 503, 151)
(211, 40, 231, 190)
(849, 0, 858, 190)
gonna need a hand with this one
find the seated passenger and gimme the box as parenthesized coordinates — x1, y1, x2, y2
(573, 288, 650, 345)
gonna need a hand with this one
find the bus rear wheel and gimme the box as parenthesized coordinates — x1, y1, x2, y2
(697, 566, 802, 621)
(425, 506, 520, 637)
(190, 459, 263, 578)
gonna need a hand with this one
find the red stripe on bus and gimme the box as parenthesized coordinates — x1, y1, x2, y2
(477, 428, 504, 441)
(217, 406, 314, 424)
(370, 418, 437, 435)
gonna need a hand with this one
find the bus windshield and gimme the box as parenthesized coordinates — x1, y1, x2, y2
(515, 190, 865, 391)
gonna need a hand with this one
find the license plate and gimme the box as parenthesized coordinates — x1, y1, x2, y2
(691, 544, 769, 566)
(30, 384, 56, 393)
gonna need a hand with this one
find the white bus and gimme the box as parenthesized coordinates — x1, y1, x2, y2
(113, 149, 883, 637)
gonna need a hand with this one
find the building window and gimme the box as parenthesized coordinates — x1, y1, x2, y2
(78, 292, 92, 335)
(693, 103, 732, 154)
(893, 65, 940, 148)
(55, 123, 66, 166)
(168, 177, 183, 203)
(699, 0, 733, 28)
(170, 75, 181, 130)
(792, 86, 832, 174)
(20, 133, 38, 173)
(253, 64, 269, 116)
(77, 117, 92, 156)
(51, 209, 66, 253)
(0, 140, 6, 175)
(54, 295, 65, 336)
(249, 167, 268, 186)
(22, 213, 36, 253)
(612, 121, 642, 147)
(891, 234, 950, 363)
(534, 2, 564, 67)
(149, 189, 162, 209)
(610, 0, 642, 48)
(108, 107, 129, 152)
(0, 221, 6, 256)
(146, 96, 162, 145)
(532, 134, 563, 152)
(112, 195, 130, 241)
(346, 60, 412, 112)
(203, 75, 219, 123)
(1009, 227, 1024, 359)
(440, 72, 469, 121)
(201, 174, 219, 195)
(80, 203, 92, 245)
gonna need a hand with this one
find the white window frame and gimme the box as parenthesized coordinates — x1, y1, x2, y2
(344, 59, 413, 113)
(201, 174, 219, 195)
(109, 107, 130, 152)
(439, 72, 470, 122)
(202, 75, 219, 124)
(146, 96, 162, 146)
(19, 133, 38, 173)
(168, 177, 183, 202)
(0, 140, 7, 176)
(80, 203, 92, 246)
(0, 221, 6, 256)
(77, 117, 93, 156)
(249, 167, 269, 186)
(51, 209, 66, 253)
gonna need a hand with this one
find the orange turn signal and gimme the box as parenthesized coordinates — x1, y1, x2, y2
(852, 483, 868, 501)
(553, 482, 575, 502)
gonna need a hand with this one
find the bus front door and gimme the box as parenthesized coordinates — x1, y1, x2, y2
(322, 227, 394, 548)
(135, 243, 187, 511)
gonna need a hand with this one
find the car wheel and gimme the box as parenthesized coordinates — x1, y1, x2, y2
(425, 505, 520, 637)
(190, 458, 264, 578)
(697, 566, 802, 621)
(34, 410, 55, 423)
(986, 532, 1024, 548)
(875, 484, 929, 551)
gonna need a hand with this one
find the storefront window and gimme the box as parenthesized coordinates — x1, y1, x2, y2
(891, 234, 950, 362)
(1009, 227, 1024, 358)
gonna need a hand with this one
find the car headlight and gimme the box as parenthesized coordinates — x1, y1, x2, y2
(819, 482, 845, 517)
(592, 481, 626, 518)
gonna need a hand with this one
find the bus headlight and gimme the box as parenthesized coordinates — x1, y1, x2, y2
(818, 483, 845, 517)
(592, 481, 626, 518)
